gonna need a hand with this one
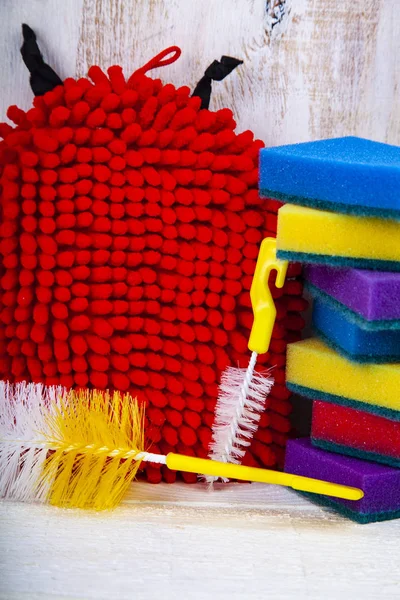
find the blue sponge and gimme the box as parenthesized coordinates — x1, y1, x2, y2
(259, 136, 400, 219)
(312, 296, 400, 363)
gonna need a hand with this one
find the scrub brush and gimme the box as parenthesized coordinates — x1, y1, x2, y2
(0, 382, 363, 510)
(207, 238, 288, 480)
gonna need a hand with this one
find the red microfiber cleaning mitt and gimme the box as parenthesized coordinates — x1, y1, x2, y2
(0, 25, 306, 482)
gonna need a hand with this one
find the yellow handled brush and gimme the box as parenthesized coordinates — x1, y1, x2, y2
(0, 381, 363, 510)
(208, 238, 288, 479)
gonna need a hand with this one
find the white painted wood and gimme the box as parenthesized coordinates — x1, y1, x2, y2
(1, 483, 400, 600)
(1, 0, 400, 146)
(0, 0, 84, 114)
(75, 0, 400, 146)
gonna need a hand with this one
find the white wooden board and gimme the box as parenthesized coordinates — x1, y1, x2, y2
(1, 483, 400, 600)
(1, 0, 400, 146)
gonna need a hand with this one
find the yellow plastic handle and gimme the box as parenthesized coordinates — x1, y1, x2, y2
(249, 237, 288, 355)
(166, 453, 364, 501)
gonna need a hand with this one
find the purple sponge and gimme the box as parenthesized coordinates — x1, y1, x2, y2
(305, 265, 400, 330)
(284, 438, 400, 523)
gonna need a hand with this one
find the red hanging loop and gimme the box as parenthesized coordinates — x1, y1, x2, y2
(132, 46, 182, 78)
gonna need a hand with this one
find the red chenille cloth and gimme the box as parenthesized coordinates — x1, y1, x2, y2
(0, 59, 306, 482)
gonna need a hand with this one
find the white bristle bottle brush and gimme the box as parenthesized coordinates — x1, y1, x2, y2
(207, 238, 288, 481)
(0, 381, 363, 509)
(0, 381, 66, 502)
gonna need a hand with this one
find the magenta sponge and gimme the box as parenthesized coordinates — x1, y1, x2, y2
(285, 438, 400, 523)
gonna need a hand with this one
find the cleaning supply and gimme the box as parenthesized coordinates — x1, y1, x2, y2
(312, 296, 400, 363)
(0, 381, 362, 509)
(305, 265, 400, 331)
(312, 401, 400, 468)
(259, 136, 400, 219)
(0, 25, 307, 480)
(268, 135, 400, 524)
(207, 238, 288, 478)
(285, 438, 400, 523)
(276, 204, 400, 271)
(286, 338, 400, 420)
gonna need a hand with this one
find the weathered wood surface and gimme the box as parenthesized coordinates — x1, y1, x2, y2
(1, 0, 400, 146)
(1, 482, 400, 600)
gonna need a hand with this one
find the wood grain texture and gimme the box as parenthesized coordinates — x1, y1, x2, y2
(0, 0, 84, 113)
(1, 483, 400, 600)
(1, 0, 400, 146)
(76, 0, 400, 145)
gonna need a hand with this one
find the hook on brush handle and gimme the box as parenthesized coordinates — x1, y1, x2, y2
(248, 238, 288, 355)
(165, 453, 364, 501)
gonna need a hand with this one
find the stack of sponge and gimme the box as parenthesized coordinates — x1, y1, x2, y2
(260, 136, 400, 523)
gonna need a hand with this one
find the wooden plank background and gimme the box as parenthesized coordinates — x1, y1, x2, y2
(2, 482, 400, 600)
(2, 0, 400, 147)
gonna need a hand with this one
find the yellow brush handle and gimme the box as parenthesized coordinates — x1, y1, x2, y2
(166, 453, 364, 501)
(249, 238, 288, 355)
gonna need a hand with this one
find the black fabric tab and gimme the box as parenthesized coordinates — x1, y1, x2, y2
(21, 24, 63, 96)
(192, 56, 243, 110)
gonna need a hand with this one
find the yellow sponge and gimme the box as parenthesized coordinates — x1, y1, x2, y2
(277, 204, 400, 270)
(286, 338, 400, 420)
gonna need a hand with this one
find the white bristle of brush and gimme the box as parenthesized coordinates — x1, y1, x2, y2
(0, 380, 66, 503)
(206, 351, 273, 484)
(0, 381, 164, 509)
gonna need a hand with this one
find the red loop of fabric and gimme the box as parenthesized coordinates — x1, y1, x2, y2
(134, 46, 182, 76)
